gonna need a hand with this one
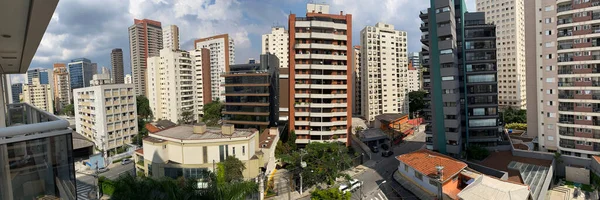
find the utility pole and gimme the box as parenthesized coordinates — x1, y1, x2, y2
(258, 171, 265, 200)
(299, 149, 307, 195)
(95, 160, 100, 199)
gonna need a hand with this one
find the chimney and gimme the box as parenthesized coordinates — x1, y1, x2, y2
(193, 122, 207, 134)
(340, 11, 343, 15)
(269, 127, 278, 136)
(221, 124, 235, 135)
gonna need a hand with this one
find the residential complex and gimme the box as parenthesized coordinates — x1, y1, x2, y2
(10, 83, 22, 103)
(162, 24, 180, 50)
(288, 3, 352, 145)
(53, 63, 71, 112)
(352, 45, 361, 116)
(26, 68, 51, 85)
(223, 54, 279, 130)
(477, 0, 527, 109)
(408, 52, 422, 68)
(407, 63, 421, 92)
(147, 48, 211, 123)
(129, 19, 163, 96)
(68, 58, 97, 90)
(194, 34, 235, 101)
(421, 1, 502, 156)
(262, 26, 289, 68)
(73, 77, 137, 155)
(360, 22, 409, 123)
(525, 0, 600, 158)
(21, 78, 54, 113)
(136, 123, 278, 180)
(111, 48, 125, 84)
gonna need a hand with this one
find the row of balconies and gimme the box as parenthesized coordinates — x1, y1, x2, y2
(558, 65, 600, 74)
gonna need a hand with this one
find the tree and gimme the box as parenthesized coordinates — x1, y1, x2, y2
(502, 107, 527, 124)
(202, 101, 223, 126)
(283, 142, 353, 188)
(554, 152, 564, 164)
(136, 95, 153, 121)
(354, 126, 364, 135)
(179, 110, 194, 124)
(408, 91, 427, 118)
(311, 187, 351, 200)
(62, 104, 75, 116)
(132, 119, 149, 146)
(276, 131, 297, 158)
(222, 156, 246, 182)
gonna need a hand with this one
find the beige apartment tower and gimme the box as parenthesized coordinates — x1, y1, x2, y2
(360, 22, 409, 123)
(262, 27, 289, 68)
(128, 19, 163, 96)
(194, 34, 235, 101)
(22, 78, 54, 113)
(53, 63, 70, 113)
(163, 25, 180, 50)
(476, 0, 527, 109)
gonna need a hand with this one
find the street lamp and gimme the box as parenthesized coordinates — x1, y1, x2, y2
(299, 149, 307, 195)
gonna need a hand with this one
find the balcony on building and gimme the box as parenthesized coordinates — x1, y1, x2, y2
(558, 64, 600, 75)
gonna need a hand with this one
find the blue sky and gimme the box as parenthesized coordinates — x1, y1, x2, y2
(13, 0, 476, 84)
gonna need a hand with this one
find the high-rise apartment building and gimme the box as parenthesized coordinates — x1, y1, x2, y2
(129, 19, 163, 96)
(68, 58, 96, 90)
(352, 45, 361, 116)
(421, 0, 502, 156)
(526, 0, 600, 158)
(101, 66, 111, 81)
(53, 63, 71, 112)
(223, 54, 279, 130)
(408, 52, 422, 68)
(147, 48, 211, 123)
(407, 63, 421, 92)
(194, 34, 235, 101)
(289, 3, 352, 145)
(262, 27, 289, 68)
(22, 78, 54, 113)
(476, 0, 527, 109)
(162, 25, 180, 50)
(74, 78, 137, 155)
(26, 68, 51, 85)
(360, 22, 409, 122)
(125, 74, 132, 84)
(111, 48, 125, 84)
(10, 83, 23, 103)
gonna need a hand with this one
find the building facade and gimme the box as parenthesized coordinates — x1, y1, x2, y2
(194, 34, 235, 102)
(68, 58, 96, 90)
(352, 45, 361, 116)
(53, 63, 71, 113)
(289, 3, 352, 145)
(408, 52, 422, 68)
(129, 19, 163, 96)
(10, 83, 22, 103)
(26, 68, 51, 85)
(476, 0, 527, 109)
(407, 63, 421, 92)
(421, 0, 502, 156)
(162, 25, 180, 50)
(22, 78, 54, 113)
(223, 54, 279, 130)
(125, 74, 132, 84)
(360, 22, 409, 122)
(111, 48, 125, 84)
(262, 27, 289, 68)
(73, 81, 137, 155)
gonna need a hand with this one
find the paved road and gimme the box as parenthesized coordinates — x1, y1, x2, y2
(76, 163, 135, 200)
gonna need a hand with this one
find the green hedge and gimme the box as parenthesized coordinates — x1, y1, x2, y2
(112, 155, 133, 164)
(99, 176, 115, 195)
(506, 123, 527, 130)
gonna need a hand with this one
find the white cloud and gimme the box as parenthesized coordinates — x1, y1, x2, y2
(10, 74, 27, 84)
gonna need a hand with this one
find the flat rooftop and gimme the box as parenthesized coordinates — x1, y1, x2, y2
(475, 151, 552, 184)
(151, 125, 257, 140)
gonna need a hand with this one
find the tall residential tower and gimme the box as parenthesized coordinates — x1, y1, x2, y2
(162, 25, 180, 50)
(53, 63, 70, 112)
(128, 19, 163, 96)
(194, 34, 235, 101)
(111, 48, 125, 84)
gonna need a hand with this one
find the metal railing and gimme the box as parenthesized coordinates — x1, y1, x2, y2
(2, 103, 70, 141)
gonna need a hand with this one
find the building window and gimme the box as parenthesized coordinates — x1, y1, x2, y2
(415, 171, 423, 181)
(429, 179, 438, 186)
(232, 147, 236, 156)
(404, 164, 409, 172)
(442, 76, 455, 81)
(203, 146, 208, 163)
(242, 146, 245, 155)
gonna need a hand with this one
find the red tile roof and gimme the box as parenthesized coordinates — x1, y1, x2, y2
(593, 155, 600, 164)
(135, 148, 143, 155)
(396, 149, 467, 182)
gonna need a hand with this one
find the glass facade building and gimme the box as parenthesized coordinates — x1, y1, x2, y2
(10, 83, 23, 103)
(68, 58, 96, 90)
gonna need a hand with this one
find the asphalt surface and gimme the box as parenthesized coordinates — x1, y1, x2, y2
(76, 162, 135, 199)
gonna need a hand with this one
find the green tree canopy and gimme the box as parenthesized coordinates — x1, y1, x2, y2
(501, 107, 527, 124)
(179, 110, 195, 124)
(283, 142, 353, 188)
(223, 156, 246, 182)
(202, 101, 223, 126)
(311, 187, 351, 200)
(136, 95, 153, 121)
(62, 104, 74, 116)
(409, 90, 427, 118)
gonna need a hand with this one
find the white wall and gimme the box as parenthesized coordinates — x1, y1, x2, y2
(397, 162, 438, 194)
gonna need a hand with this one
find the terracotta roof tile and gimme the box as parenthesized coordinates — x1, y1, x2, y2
(135, 148, 144, 154)
(593, 155, 600, 164)
(396, 149, 467, 182)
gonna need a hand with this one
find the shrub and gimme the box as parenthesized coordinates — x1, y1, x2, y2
(506, 123, 527, 130)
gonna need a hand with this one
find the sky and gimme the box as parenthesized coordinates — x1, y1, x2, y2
(12, 0, 476, 84)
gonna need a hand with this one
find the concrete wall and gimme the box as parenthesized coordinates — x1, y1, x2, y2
(464, 160, 508, 180)
(592, 158, 600, 175)
(397, 163, 438, 195)
(351, 133, 371, 159)
(538, 160, 554, 200)
(484, 144, 512, 152)
(565, 166, 590, 185)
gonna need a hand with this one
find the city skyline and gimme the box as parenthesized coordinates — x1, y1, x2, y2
(11, 0, 476, 84)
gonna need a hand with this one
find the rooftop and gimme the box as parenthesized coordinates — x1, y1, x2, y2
(475, 151, 551, 184)
(259, 128, 278, 149)
(396, 149, 468, 182)
(458, 175, 530, 200)
(146, 120, 177, 133)
(150, 125, 257, 141)
(72, 131, 94, 150)
(375, 113, 408, 123)
(358, 128, 388, 141)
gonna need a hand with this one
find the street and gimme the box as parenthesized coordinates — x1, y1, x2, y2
(76, 162, 135, 200)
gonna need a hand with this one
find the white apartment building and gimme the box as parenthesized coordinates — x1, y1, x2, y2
(73, 81, 137, 154)
(477, 0, 527, 109)
(360, 22, 409, 122)
(353, 45, 362, 116)
(162, 25, 180, 50)
(124, 74, 132, 84)
(194, 34, 235, 101)
(407, 63, 421, 92)
(22, 78, 54, 113)
(262, 27, 289, 68)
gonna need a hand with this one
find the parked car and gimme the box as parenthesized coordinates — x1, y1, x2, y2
(370, 146, 379, 153)
(339, 179, 362, 194)
(97, 167, 109, 173)
(381, 143, 390, 150)
(381, 150, 394, 157)
(121, 158, 132, 165)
